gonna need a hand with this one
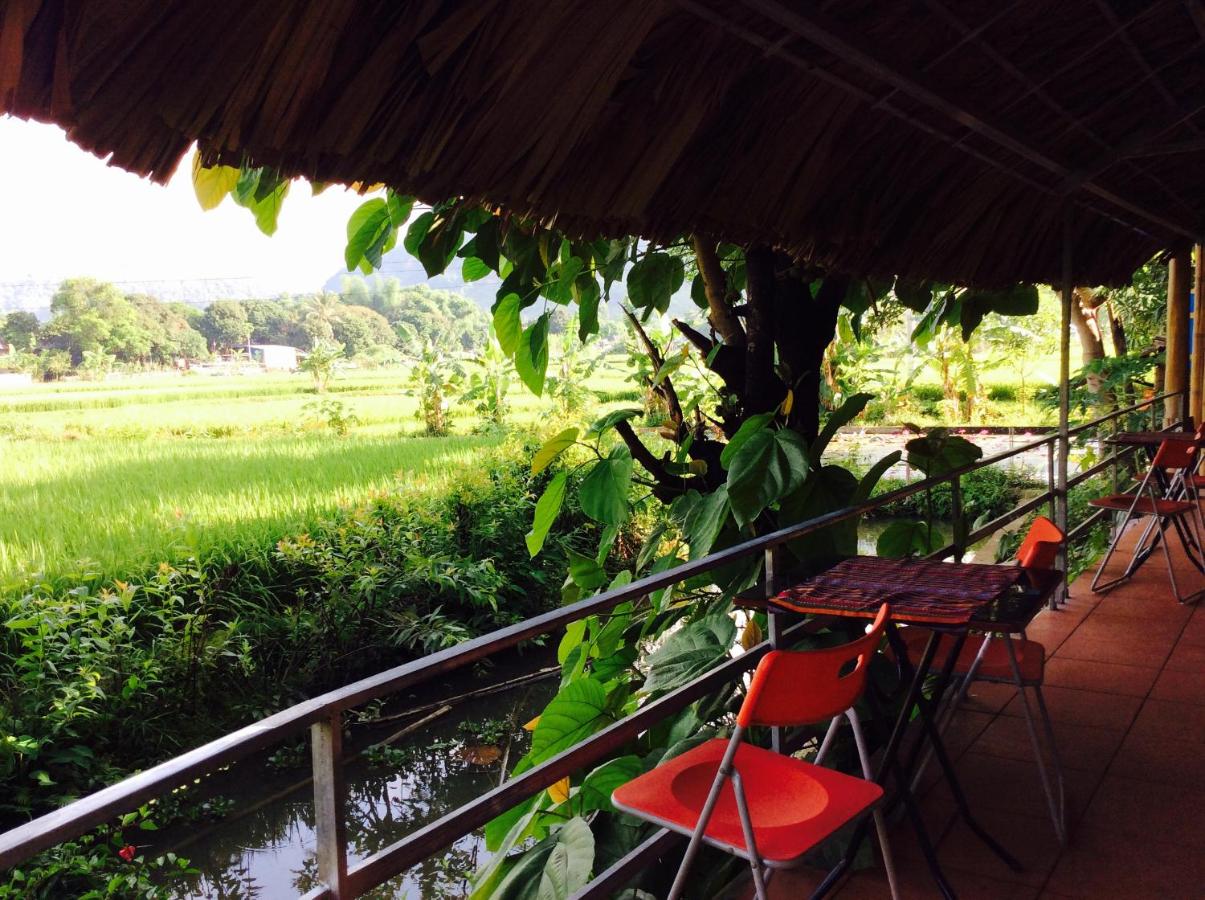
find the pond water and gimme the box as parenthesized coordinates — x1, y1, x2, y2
(157, 655, 557, 899)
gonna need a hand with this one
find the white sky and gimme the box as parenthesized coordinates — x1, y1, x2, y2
(0, 116, 368, 294)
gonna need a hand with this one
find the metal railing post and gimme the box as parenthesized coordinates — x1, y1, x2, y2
(1046, 440, 1057, 522)
(950, 473, 965, 562)
(312, 713, 349, 899)
(764, 545, 783, 753)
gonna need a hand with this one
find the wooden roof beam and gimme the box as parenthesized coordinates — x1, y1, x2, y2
(729, 0, 1201, 241)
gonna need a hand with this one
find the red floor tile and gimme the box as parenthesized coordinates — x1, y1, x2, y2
(1041, 657, 1160, 697)
(1043, 823, 1205, 898)
(930, 752, 1098, 825)
(939, 808, 1061, 887)
(970, 713, 1124, 775)
(1001, 684, 1142, 730)
(1082, 775, 1205, 848)
(1128, 697, 1205, 744)
(1052, 632, 1171, 668)
(1072, 612, 1183, 645)
(1149, 667, 1205, 705)
(1163, 639, 1205, 671)
(1108, 731, 1205, 786)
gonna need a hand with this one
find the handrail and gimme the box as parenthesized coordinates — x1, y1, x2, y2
(0, 389, 1184, 894)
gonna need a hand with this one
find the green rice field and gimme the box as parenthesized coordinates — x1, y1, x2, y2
(0, 365, 634, 586)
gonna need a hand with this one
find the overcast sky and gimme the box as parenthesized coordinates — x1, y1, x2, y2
(0, 116, 369, 294)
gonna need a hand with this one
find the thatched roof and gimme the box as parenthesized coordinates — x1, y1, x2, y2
(4, 0, 1205, 286)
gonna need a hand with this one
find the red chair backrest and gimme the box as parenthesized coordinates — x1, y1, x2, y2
(737, 604, 889, 728)
(1152, 439, 1198, 471)
(1016, 515, 1064, 571)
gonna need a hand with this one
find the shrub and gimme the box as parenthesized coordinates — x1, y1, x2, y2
(987, 384, 1019, 402)
(0, 441, 604, 827)
(909, 384, 944, 403)
(872, 467, 1022, 522)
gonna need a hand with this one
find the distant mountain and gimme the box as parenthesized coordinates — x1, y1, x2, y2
(322, 244, 704, 321)
(0, 276, 291, 320)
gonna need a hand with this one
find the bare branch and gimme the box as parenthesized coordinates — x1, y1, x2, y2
(622, 306, 685, 432)
(691, 235, 745, 348)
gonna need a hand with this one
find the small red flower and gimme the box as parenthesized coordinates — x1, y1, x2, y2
(118, 844, 136, 862)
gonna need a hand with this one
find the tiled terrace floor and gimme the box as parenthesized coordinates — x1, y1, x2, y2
(752, 521, 1205, 899)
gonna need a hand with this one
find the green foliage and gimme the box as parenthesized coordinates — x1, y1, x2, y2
(298, 340, 343, 392)
(0, 445, 594, 824)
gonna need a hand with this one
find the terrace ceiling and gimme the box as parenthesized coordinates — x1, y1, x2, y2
(5, 0, 1205, 286)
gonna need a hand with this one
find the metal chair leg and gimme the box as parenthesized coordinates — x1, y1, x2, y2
(1033, 684, 1067, 842)
(1003, 637, 1065, 843)
(1091, 510, 1141, 593)
(848, 708, 901, 900)
(1158, 514, 1185, 603)
(667, 730, 744, 900)
(731, 770, 768, 900)
(814, 715, 842, 766)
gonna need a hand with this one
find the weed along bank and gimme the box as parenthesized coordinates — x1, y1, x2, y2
(4, 3, 1205, 898)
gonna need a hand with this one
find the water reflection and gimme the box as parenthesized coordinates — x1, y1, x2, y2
(168, 676, 556, 898)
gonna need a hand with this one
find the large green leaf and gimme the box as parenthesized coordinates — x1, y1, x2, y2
(626, 252, 684, 313)
(726, 427, 809, 527)
(853, 450, 903, 504)
(780, 465, 860, 564)
(810, 393, 871, 466)
(585, 407, 642, 439)
(905, 428, 982, 477)
(673, 486, 731, 560)
(577, 756, 643, 814)
(191, 158, 239, 210)
(477, 817, 595, 900)
(515, 313, 551, 395)
(343, 196, 408, 274)
(532, 428, 578, 475)
(493, 293, 523, 357)
(958, 284, 1040, 340)
(643, 613, 736, 697)
(575, 276, 601, 341)
(529, 679, 612, 764)
(876, 520, 942, 558)
(719, 413, 775, 469)
(893, 279, 934, 312)
(579, 447, 633, 525)
(526, 471, 568, 557)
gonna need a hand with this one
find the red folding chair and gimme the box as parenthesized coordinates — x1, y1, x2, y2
(1090, 438, 1204, 603)
(900, 516, 1067, 842)
(612, 605, 898, 900)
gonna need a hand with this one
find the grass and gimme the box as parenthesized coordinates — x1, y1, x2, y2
(0, 362, 641, 587)
(0, 431, 503, 586)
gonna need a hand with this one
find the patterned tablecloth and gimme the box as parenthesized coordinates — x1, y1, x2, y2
(771, 556, 1025, 626)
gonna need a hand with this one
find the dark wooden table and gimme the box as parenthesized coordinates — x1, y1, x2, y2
(768, 557, 1044, 899)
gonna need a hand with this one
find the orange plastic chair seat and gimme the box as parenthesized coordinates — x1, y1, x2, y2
(611, 739, 883, 864)
(900, 629, 1045, 684)
(1088, 493, 1195, 516)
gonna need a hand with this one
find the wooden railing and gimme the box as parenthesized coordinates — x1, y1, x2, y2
(0, 390, 1184, 897)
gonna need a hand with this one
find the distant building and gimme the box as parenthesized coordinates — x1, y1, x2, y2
(246, 344, 302, 370)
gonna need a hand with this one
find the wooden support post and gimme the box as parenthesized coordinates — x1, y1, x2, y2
(311, 714, 349, 899)
(1057, 210, 1073, 606)
(1191, 244, 1205, 425)
(1165, 249, 1192, 427)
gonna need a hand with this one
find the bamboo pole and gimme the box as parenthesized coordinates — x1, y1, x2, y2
(1165, 248, 1192, 426)
(1191, 244, 1205, 424)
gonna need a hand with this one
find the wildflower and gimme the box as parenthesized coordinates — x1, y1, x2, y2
(118, 844, 136, 862)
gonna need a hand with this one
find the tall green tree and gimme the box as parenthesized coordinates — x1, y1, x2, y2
(0, 311, 40, 352)
(200, 299, 252, 352)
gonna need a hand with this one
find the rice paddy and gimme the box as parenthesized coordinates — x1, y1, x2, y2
(0, 365, 633, 586)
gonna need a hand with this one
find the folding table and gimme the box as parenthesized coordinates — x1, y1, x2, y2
(767, 556, 1051, 899)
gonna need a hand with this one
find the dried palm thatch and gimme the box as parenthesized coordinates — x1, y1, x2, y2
(4, 0, 1205, 286)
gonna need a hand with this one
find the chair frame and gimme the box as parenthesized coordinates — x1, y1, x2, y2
(626, 606, 900, 900)
(1090, 439, 1204, 603)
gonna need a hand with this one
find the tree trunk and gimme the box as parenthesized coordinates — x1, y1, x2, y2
(1071, 288, 1106, 396)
